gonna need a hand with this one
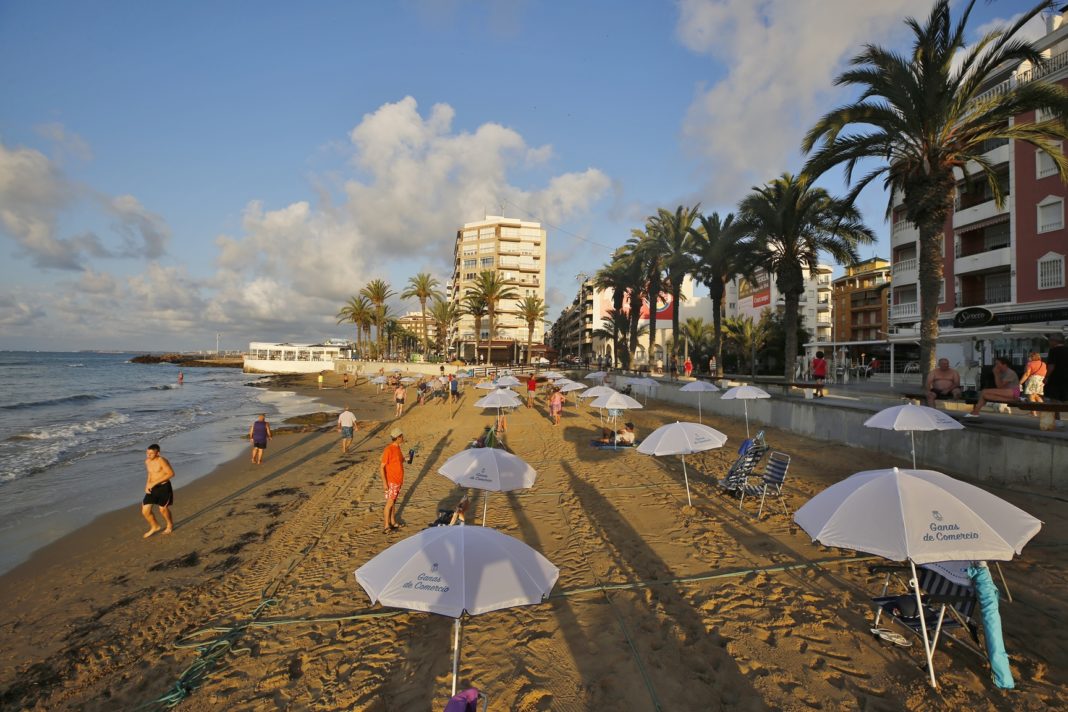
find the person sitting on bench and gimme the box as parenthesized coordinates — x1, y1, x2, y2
(598, 422, 636, 446)
(926, 358, 963, 407)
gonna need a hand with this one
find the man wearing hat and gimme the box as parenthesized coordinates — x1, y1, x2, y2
(380, 427, 406, 533)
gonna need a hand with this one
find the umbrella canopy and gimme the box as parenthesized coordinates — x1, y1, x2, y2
(579, 385, 618, 399)
(794, 467, 1042, 564)
(540, 371, 564, 379)
(863, 403, 964, 468)
(720, 385, 770, 400)
(474, 381, 500, 390)
(438, 448, 537, 493)
(679, 380, 719, 393)
(400, 377, 417, 384)
(496, 375, 521, 387)
(370, 376, 388, 384)
(588, 392, 643, 410)
(637, 421, 728, 456)
(584, 371, 607, 381)
(356, 525, 559, 616)
(355, 526, 559, 695)
(474, 390, 522, 409)
(638, 421, 727, 507)
(558, 381, 587, 394)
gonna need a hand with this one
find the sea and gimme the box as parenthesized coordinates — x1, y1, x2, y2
(0, 351, 322, 574)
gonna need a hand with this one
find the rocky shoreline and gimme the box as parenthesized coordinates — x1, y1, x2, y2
(130, 353, 244, 368)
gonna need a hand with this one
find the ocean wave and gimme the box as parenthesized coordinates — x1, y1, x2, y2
(151, 383, 180, 391)
(8, 411, 131, 441)
(66, 363, 85, 368)
(0, 393, 103, 410)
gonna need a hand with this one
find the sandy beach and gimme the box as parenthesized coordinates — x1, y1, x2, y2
(1, 371, 1065, 711)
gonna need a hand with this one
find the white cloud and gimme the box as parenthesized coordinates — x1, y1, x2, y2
(34, 122, 93, 162)
(107, 194, 170, 259)
(0, 292, 46, 327)
(677, 0, 932, 202)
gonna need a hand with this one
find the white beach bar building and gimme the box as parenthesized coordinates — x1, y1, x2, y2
(244, 341, 344, 374)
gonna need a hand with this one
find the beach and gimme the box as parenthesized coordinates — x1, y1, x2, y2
(1, 371, 1066, 711)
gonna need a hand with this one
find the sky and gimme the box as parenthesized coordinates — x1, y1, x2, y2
(0, 0, 1044, 351)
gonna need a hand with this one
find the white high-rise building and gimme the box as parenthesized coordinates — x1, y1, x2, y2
(449, 216, 547, 361)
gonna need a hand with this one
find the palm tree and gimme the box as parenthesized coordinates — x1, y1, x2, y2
(803, 0, 1068, 376)
(680, 317, 712, 361)
(594, 254, 632, 369)
(654, 204, 700, 362)
(428, 296, 461, 357)
(461, 292, 488, 361)
(335, 295, 372, 355)
(401, 273, 442, 355)
(360, 279, 395, 356)
(689, 211, 747, 377)
(515, 295, 547, 365)
(737, 173, 874, 381)
(723, 315, 770, 377)
(468, 271, 519, 366)
(627, 222, 665, 368)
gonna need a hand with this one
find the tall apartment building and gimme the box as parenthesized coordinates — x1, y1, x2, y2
(449, 216, 547, 361)
(831, 257, 891, 352)
(888, 11, 1068, 366)
(725, 264, 834, 343)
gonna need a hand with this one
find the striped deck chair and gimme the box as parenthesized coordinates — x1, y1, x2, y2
(718, 433, 768, 495)
(739, 451, 790, 517)
(869, 564, 981, 656)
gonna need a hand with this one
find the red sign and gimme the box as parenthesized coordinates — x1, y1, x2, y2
(752, 289, 771, 308)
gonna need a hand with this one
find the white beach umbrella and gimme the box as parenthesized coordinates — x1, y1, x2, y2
(638, 421, 728, 506)
(496, 375, 521, 387)
(438, 448, 538, 525)
(580, 385, 617, 399)
(474, 390, 521, 409)
(863, 403, 964, 468)
(540, 371, 564, 379)
(370, 375, 388, 385)
(400, 377, 417, 384)
(720, 385, 770, 438)
(794, 467, 1042, 688)
(679, 380, 720, 423)
(584, 370, 608, 381)
(588, 391, 643, 410)
(474, 380, 500, 390)
(557, 381, 586, 394)
(355, 526, 559, 695)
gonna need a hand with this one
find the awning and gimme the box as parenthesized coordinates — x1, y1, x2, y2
(955, 213, 1009, 233)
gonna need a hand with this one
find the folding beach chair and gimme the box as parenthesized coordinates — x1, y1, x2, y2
(869, 564, 982, 660)
(718, 433, 768, 495)
(739, 451, 791, 517)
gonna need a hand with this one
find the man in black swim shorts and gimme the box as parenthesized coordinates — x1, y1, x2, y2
(141, 443, 175, 538)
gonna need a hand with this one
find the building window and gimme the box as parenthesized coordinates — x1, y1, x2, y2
(480, 257, 494, 267)
(1036, 143, 1061, 179)
(1036, 107, 1055, 123)
(463, 259, 476, 268)
(1038, 252, 1065, 289)
(1038, 196, 1064, 233)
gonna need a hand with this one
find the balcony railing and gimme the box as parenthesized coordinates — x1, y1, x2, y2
(892, 219, 916, 235)
(892, 257, 917, 275)
(891, 301, 919, 319)
(977, 48, 1068, 101)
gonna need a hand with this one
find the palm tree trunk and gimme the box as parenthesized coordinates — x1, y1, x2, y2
(420, 298, 429, 355)
(628, 291, 642, 369)
(783, 294, 800, 381)
(647, 283, 658, 370)
(918, 223, 944, 380)
(485, 310, 494, 367)
(712, 292, 723, 377)
(526, 327, 534, 365)
(671, 283, 682, 362)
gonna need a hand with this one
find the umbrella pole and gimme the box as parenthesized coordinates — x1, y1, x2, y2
(910, 559, 938, 688)
(451, 617, 462, 695)
(682, 455, 692, 508)
(698, 394, 702, 424)
(743, 402, 750, 439)
(994, 562, 1013, 602)
(910, 432, 917, 469)
(482, 493, 489, 526)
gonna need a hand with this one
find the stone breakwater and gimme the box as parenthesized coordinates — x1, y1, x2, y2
(130, 353, 244, 368)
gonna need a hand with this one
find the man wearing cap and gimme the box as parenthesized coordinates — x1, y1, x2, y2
(380, 427, 405, 533)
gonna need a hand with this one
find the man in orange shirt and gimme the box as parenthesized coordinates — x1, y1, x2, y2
(380, 427, 405, 533)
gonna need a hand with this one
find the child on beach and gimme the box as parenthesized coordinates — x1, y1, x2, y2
(550, 387, 565, 426)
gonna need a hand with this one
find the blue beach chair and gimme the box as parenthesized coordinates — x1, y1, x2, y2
(739, 451, 791, 517)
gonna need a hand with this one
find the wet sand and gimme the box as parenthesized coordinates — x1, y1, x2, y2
(1, 370, 1065, 711)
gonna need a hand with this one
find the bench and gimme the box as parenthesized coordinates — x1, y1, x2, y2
(903, 392, 1063, 430)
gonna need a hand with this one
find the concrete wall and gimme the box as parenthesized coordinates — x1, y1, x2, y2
(650, 383, 1066, 490)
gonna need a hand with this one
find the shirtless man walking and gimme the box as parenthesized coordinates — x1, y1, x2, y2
(926, 358, 963, 407)
(142, 444, 175, 538)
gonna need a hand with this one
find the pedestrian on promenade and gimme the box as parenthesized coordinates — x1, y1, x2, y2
(1046, 334, 1068, 426)
(811, 351, 828, 398)
(141, 444, 175, 538)
(670, 355, 679, 381)
(317, 372, 324, 390)
(338, 405, 359, 453)
(966, 357, 1020, 418)
(925, 358, 962, 407)
(394, 383, 406, 418)
(683, 357, 693, 378)
(248, 414, 272, 464)
(1021, 351, 1048, 417)
(343, 372, 350, 388)
(380, 428, 405, 533)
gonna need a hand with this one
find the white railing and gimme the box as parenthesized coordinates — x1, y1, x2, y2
(892, 257, 917, 274)
(892, 219, 916, 235)
(891, 301, 919, 319)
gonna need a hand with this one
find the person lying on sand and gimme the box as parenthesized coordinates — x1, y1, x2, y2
(598, 422, 636, 445)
